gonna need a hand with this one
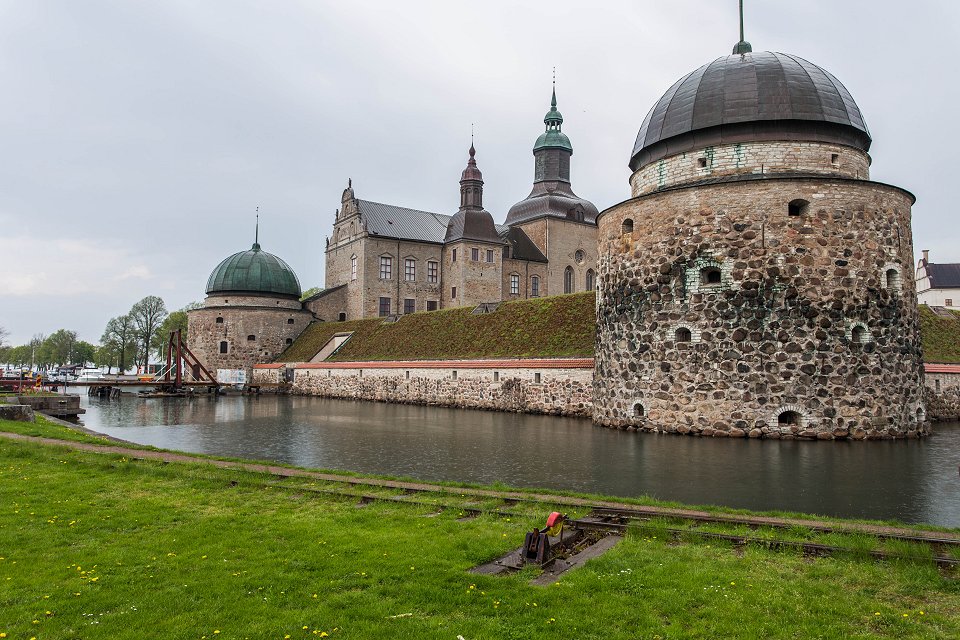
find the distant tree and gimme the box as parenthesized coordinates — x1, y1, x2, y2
(0, 326, 8, 349)
(41, 329, 78, 366)
(300, 287, 322, 301)
(28, 333, 45, 372)
(151, 302, 201, 358)
(101, 314, 137, 374)
(74, 341, 97, 367)
(129, 296, 167, 370)
(6, 345, 29, 367)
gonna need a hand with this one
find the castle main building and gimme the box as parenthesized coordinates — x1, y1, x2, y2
(309, 89, 599, 322)
(593, 38, 927, 439)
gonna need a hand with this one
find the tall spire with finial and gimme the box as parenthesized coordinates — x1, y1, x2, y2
(253, 206, 261, 250)
(732, 0, 753, 54)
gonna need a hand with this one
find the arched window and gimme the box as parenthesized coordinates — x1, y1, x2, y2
(851, 325, 867, 344)
(622, 218, 634, 235)
(575, 249, 585, 265)
(247, 334, 256, 341)
(788, 199, 809, 216)
(585, 269, 595, 291)
(633, 403, 645, 418)
(778, 410, 801, 426)
(338, 312, 346, 321)
(701, 267, 722, 286)
(885, 268, 900, 290)
(531, 275, 540, 297)
(675, 327, 692, 343)
(219, 341, 228, 354)
(564, 266, 574, 294)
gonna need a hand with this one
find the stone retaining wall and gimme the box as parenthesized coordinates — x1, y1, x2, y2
(925, 366, 960, 422)
(253, 359, 593, 417)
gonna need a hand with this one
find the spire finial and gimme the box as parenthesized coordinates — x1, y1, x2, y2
(253, 206, 260, 250)
(551, 68, 557, 108)
(469, 124, 475, 158)
(348, 177, 352, 188)
(733, 0, 753, 54)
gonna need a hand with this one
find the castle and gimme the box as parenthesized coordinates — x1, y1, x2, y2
(188, 25, 927, 439)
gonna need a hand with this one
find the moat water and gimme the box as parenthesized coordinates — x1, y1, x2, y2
(76, 395, 960, 527)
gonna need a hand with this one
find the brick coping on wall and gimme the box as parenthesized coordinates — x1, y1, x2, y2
(254, 358, 594, 370)
(924, 363, 960, 374)
(257, 360, 956, 372)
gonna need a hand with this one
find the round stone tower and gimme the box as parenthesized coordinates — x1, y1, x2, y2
(187, 240, 313, 379)
(594, 44, 926, 440)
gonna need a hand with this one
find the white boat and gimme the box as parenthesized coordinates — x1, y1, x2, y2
(74, 368, 105, 383)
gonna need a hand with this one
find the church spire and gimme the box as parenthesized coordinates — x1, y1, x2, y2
(253, 206, 261, 251)
(732, 0, 753, 54)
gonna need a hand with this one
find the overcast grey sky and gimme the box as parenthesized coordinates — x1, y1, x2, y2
(1, 0, 958, 345)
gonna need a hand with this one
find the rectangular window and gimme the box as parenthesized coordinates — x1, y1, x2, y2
(379, 256, 392, 279)
(451, 286, 457, 299)
(351, 255, 357, 280)
(427, 260, 438, 283)
(534, 372, 541, 383)
(947, 299, 954, 307)
(471, 247, 479, 261)
(378, 297, 391, 317)
(531, 276, 540, 297)
(427, 300, 438, 311)
(404, 258, 416, 281)
(510, 273, 519, 295)
(486, 249, 494, 263)
(452, 248, 457, 262)
(403, 298, 415, 314)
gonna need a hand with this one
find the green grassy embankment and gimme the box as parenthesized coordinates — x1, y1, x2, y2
(2, 428, 960, 639)
(920, 305, 960, 363)
(279, 292, 596, 363)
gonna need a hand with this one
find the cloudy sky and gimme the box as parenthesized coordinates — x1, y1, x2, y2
(1, 0, 957, 345)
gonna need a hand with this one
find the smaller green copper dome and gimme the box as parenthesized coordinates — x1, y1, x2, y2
(534, 86, 572, 152)
(534, 129, 572, 152)
(205, 242, 302, 298)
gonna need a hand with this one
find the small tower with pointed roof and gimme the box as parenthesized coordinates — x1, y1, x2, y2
(505, 82, 600, 298)
(443, 142, 505, 307)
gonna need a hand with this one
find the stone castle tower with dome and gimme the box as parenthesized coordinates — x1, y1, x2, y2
(187, 236, 314, 378)
(592, 30, 927, 439)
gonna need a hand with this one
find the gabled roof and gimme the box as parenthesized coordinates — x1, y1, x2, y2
(357, 199, 450, 244)
(925, 263, 960, 289)
(499, 227, 548, 263)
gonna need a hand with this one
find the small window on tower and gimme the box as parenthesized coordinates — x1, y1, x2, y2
(215, 317, 223, 324)
(486, 249, 494, 263)
(701, 267, 722, 286)
(287, 318, 294, 324)
(788, 199, 810, 216)
(247, 334, 256, 341)
(831, 153, 839, 165)
(697, 157, 707, 168)
(219, 341, 228, 354)
(622, 218, 634, 235)
(471, 248, 479, 261)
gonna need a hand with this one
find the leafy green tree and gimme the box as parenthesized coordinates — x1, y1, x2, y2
(129, 296, 167, 369)
(40, 329, 78, 366)
(74, 341, 97, 367)
(101, 315, 137, 373)
(0, 326, 8, 349)
(151, 303, 201, 358)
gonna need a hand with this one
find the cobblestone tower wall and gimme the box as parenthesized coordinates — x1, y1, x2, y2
(594, 143, 927, 439)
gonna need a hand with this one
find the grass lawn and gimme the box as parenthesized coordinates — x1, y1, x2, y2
(920, 305, 960, 364)
(2, 434, 960, 639)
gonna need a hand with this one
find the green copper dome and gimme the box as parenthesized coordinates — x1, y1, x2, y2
(205, 242, 302, 298)
(534, 87, 573, 152)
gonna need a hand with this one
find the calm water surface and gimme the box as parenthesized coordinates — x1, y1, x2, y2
(77, 395, 960, 527)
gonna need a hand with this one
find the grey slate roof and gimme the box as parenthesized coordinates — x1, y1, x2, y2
(499, 227, 548, 263)
(631, 51, 872, 170)
(444, 208, 504, 245)
(505, 181, 599, 226)
(926, 264, 960, 289)
(357, 199, 451, 244)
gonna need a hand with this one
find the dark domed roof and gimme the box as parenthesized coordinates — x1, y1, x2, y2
(630, 51, 871, 170)
(205, 243, 301, 298)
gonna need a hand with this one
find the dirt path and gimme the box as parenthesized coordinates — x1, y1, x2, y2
(2, 430, 957, 541)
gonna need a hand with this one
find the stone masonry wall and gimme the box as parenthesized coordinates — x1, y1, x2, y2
(925, 370, 960, 421)
(595, 173, 926, 440)
(630, 141, 871, 196)
(188, 301, 313, 380)
(271, 359, 593, 417)
(501, 257, 549, 300)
